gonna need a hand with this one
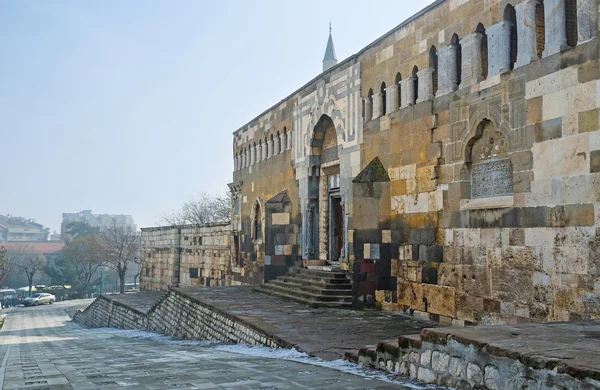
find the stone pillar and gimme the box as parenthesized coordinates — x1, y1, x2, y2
(487, 21, 512, 76)
(401, 77, 415, 108)
(234, 156, 239, 170)
(261, 142, 266, 160)
(242, 151, 246, 168)
(543, 0, 568, 57)
(459, 32, 484, 88)
(363, 97, 373, 121)
(250, 145, 256, 165)
(287, 130, 292, 150)
(416, 67, 434, 103)
(274, 136, 280, 155)
(386, 84, 399, 113)
(437, 43, 459, 96)
(305, 201, 315, 257)
(515, 0, 539, 67)
(578, 0, 599, 43)
(372, 92, 383, 120)
(268, 138, 273, 158)
(281, 133, 287, 152)
(318, 172, 328, 260)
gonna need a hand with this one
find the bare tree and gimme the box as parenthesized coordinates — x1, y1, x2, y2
(102, 219, 140, 294)
(0, 246, 13, 287)
(160, 191, 231, 226)
(61, 236, 106, 297)
(9, 244, 46, 296)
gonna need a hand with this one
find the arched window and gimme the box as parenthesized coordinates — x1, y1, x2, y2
(504, 4, 518, 70)
(265, 136, 269, 158)
(476, 23, 488, 80)
(252, 142, 256, 164)
(468, 120, 512, 199)
(368, 88, 373, 106)
(536, 1, 545, 58)
(269, 134, 274, 158)
(452, 34, 462, 87)
(395, 72, 402, 108)
(276, 131, 281, 154)
(380, 82, 387, 115)
(258, 140, 262, 162)
(565, 0, 577, 47)
(429, 46, 438, 95)
(412, 66, 419, 104)
(282, 127, 288, 151)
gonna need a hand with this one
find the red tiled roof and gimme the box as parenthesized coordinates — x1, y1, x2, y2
(1, 242, 65, 254)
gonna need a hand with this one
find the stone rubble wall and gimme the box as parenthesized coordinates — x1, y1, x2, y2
(73, 296, 147, 330)
(72, 290, 291, 350)
(356, 335, 600, 389)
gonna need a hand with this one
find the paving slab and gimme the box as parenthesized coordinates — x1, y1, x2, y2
(103, 291, 165, 314)
(175, 286, 443, 360)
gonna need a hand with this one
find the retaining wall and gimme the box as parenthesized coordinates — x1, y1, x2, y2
(73, 289, 291, 350)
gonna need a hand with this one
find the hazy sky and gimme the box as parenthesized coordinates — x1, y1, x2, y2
(0, 1, 434, 232)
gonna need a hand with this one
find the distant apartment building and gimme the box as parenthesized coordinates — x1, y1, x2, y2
(0, 215, 49, 242)
(61, 210, 136, 237)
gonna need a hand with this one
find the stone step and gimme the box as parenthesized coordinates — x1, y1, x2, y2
(286, 272, 351, 285)
(276, 275, 352, 290)
(293, 268, 348, 279)
(260, 283, 352, 303)
(254, 287, 353, 309)
(268, 279, 352, 296)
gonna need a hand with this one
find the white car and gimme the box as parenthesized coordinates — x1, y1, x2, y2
(23, 293, 55, 306)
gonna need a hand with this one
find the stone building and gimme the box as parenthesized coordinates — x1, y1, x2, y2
(140, 223, 232, 291)
(228, 0, 600, 324)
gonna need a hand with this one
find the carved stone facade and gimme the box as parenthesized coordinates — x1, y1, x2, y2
(227, 0, 600, 324)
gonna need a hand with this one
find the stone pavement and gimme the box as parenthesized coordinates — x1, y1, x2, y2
(175, 287, 442, 361)
(0, 301, 433, 389)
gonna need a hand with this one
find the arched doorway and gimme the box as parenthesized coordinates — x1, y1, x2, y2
(306, 114, 344, 262)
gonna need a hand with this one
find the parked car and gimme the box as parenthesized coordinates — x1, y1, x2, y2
(23, 293, 55, 307)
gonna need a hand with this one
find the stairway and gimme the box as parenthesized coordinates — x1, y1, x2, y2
(255, 268, 353, 309)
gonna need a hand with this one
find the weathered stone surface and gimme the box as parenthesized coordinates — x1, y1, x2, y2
(466, 362, 483, 385)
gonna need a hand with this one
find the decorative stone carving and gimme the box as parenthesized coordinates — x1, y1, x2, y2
(401, 77, 415, 108)
(487, 21, 511, 76)
(437, 43, 459, 96)
(471, 159, 513, 198)
(459, 32, 484, 88)
(515, 0, 539, 68)
(372, 92, 383, 119)
(577, 0, 599, 43)
(305, 201, 316, 257)
(386, 84, 399, 113)
(416, 67, 435, 103)
(543, 0, 568, 57)
(364, 97, 373, 121)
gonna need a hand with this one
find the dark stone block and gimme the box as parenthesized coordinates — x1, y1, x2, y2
(390, 243, 400, 259)
(379, 276, 397, 291)
(522, 207, 548, 228)
(358, 272, 367, 282)
(391, 229, 403, 244)
(483, 298, 501, 313)
(380, 243, 391, 260)
(359, 281, 377, 295)
(591, 150, 600, 173)
(366, 273, 379, 282)
(534, 118, 562, 143)
(360, 262, 376, 273)
(412, 245, 420, 260)
(376, 258, 391, 276)
(422, 268, 438, 284)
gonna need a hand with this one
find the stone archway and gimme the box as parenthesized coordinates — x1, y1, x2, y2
(305, 114, 344, 262)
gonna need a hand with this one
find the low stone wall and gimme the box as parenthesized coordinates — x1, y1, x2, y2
(73, 289, 291, 350)
(354, 330, 600, 390)
(73, 296, 147, 330)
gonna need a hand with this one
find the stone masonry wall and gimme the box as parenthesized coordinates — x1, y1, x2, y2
(73, 290, 291, 350)
(357, 333, 600, 389)
(140, 223, 232, 291)
(73, 296, 147, 330)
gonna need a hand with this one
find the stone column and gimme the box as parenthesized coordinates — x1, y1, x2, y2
(386, 84, 399, 113)
(416, 67, 434, 103)
(543, 0, 568, 57)
(578, 0, 599, 43)
(274, 136, 280, 155)
(459, 32, 484, 89)
(251, 145, 256, 165)
(287, 130, 292, 150)
(281, 133, 287, 152)
(242, 150, 246, 168)
(235, 156, 239, 170)
(487, 21, 512, 76)
(400, 77, 415, 108)
(372, 92, 382, 120)
(363, 97, 373, 121)
(515, 0, 539, 67)
(437, 44, 458, 96)
(305, 201, 315, 257)
(260, 143, 264, 161)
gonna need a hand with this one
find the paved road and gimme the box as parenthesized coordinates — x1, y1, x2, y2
(0, 301, 430, 390)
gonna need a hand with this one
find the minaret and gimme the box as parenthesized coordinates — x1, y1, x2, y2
(323, 23, 338, 72)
